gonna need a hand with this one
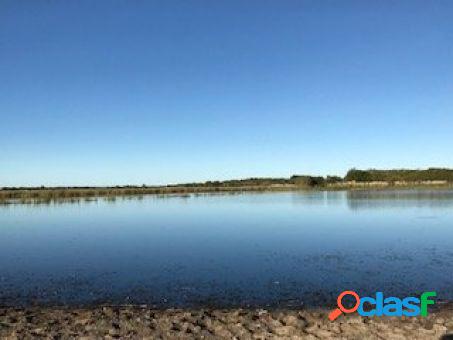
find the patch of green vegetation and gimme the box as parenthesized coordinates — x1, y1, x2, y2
(345, 168, 453, 182)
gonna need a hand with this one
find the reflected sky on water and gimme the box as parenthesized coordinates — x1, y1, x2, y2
(1, 189, 453, 308)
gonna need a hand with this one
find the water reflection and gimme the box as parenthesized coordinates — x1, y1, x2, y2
(3, 189, 453, 212)
(1, 190, 453, 307)
(346, 189, 453, 210)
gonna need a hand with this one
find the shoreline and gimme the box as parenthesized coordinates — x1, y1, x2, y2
(1, 182, 453, 205)
(1, 305, 452, 339)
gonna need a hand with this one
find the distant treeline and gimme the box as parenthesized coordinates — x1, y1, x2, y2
(345, 168, 453, 182)
(162, 176, 342, 190)
(176, 175, 343, 188)
(178, 168, 453, 187)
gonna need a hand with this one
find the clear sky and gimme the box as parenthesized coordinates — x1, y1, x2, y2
(1, 1, 452, 186)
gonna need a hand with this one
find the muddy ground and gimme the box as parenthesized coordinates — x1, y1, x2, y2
(1, 305, 452, 339)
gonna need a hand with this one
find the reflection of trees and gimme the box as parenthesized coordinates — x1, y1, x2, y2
(346, 189, 453, 210)
(291, 191, 347, 207)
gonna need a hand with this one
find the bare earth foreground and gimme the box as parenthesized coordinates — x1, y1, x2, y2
(1, 306, 452, 339)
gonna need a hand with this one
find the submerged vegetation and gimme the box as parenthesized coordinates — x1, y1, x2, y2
(1, 168, 453, 204)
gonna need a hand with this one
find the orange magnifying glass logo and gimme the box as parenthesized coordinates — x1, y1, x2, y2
(328, 290, 360, 321)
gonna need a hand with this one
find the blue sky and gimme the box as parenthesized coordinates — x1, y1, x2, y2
(1, 1, 452, 186)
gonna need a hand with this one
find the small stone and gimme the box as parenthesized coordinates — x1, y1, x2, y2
(273, 325, 296, 336)
(258, 309, 268, 316)
(432, 324, 447, 332)
(435, 317, 445, 324)
(313, 329, 333, 338)
(282, 315, 297, 325)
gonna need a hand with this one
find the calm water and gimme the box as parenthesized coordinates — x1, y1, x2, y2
(1, 189, 453, 308)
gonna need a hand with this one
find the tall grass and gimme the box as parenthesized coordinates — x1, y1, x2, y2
(0, 184, 298, 204)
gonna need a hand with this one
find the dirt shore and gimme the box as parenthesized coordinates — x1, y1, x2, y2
(1, 306, 452, 339)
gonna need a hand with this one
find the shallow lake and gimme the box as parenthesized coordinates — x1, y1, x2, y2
(1, 189, 453, 308)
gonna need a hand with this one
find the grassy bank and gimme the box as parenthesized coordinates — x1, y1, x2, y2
(1, 181, 453, 204)
(0, 184, 299, 204)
